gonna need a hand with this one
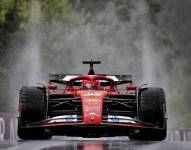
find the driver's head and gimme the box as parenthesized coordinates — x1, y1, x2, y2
(82, 80, 92, 89)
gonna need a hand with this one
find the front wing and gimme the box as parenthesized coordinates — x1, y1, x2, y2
(21, 115, 162, 137)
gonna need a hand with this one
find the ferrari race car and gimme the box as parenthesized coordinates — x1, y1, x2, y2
(18, 61, 167, 140)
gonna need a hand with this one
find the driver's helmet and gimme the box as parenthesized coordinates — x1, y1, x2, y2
(93, 80, 100, 89)
(82, 80, 92, 89)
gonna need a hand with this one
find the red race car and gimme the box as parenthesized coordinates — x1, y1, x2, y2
(18, 60, 167, 140)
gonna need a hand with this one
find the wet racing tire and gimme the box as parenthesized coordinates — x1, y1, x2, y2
(130, 87, 167, 141)
(18, 87, 51, 140)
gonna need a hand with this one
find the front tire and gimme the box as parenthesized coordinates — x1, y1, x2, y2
(131, 87, 167, 141)
(18, 87, 51, 140)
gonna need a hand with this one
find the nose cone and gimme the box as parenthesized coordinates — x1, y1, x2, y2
(78, 90, 107, 124)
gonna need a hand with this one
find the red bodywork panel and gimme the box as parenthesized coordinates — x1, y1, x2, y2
(48, 84, 58, 89)
(66, 76, 117, 125)
(78, 90, 107, 124)
(126, 86, 138, 90)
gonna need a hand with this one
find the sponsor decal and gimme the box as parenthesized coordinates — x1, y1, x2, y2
(87, 99, 97, 104)
(49, 115, 77, 123)
(82, 93, 102, 96)
(89, 112, 96, 116)
(108, 115, 136, 124)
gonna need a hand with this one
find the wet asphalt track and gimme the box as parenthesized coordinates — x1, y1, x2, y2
(4, 137, 191, 150)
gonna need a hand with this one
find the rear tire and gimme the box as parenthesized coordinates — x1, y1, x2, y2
(18, 87, 51, 140)
(131, 87, 167, 141)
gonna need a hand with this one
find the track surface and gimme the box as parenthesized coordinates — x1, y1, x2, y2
(4, 137, 191, 150)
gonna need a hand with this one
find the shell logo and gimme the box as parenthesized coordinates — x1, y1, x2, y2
(87, 99, 97, 104)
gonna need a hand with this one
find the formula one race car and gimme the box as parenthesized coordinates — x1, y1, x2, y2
(18, 60, 167, 140)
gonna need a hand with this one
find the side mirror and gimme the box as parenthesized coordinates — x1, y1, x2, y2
(48, 84, 58, 90)
(126, 86, 137, 90)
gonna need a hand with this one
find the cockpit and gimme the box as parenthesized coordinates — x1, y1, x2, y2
(68, 76, 116, 91)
